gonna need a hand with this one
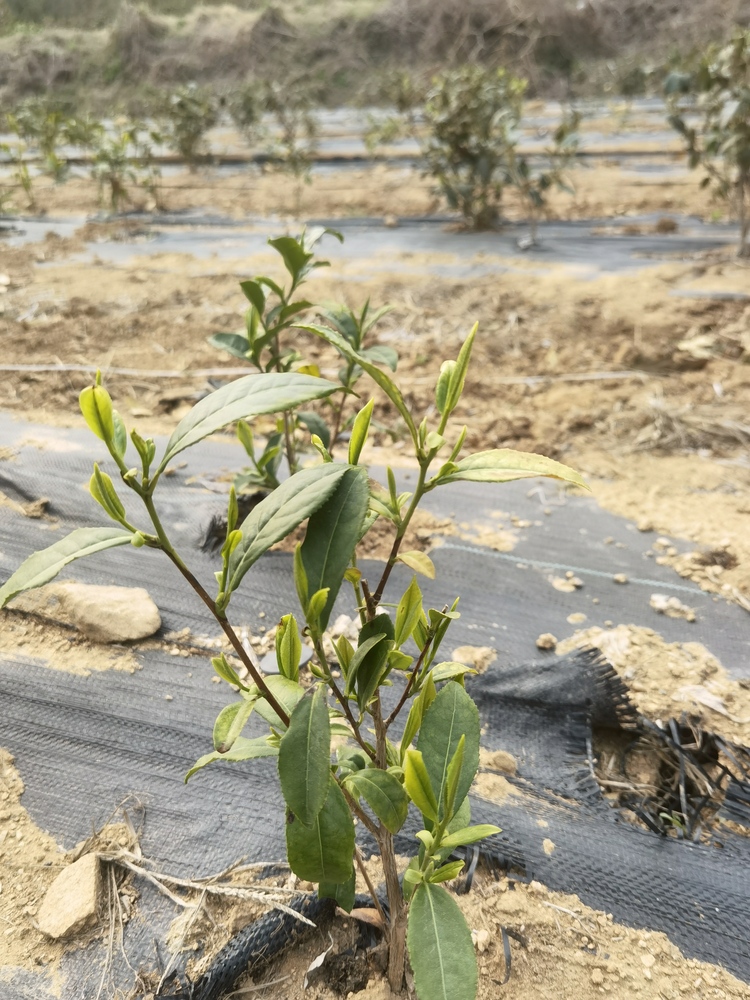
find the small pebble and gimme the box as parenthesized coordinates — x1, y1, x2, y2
(591, 969, 604, 985)
(613, 574, 628, 584)
(536, 633, 557, 650)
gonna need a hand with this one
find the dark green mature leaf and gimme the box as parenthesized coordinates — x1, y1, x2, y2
(300, 467, 369, 630)
(278, 687, 331, 826)
(208, 332, 250, 360)
(407, 882, 478, 1000)
(227, 465, 349, 595)
(286, 778, 355, 883)
(299, 323, 419, 447)
(359, 345, 398, 371)
(157, 372, 338, 472)
(437, 449, 589, 490)
(268, 235, 311, 281)
(344, 768, 409, 834)
(347, 612, 395, 709)
(417, 682, 479, 821)
(319, 867, 356, 913)
(185, 736, 278, 782)
(0, 528, 132, 609)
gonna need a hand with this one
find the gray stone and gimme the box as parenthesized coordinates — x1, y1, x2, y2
(10, 580, 161, 643)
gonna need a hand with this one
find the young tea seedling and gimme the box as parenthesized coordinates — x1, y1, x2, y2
(209, 228, 395, 492)
(0, 283, 587, 998)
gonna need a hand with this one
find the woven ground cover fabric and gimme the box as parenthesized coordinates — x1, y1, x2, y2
(0, 418, 749, 997)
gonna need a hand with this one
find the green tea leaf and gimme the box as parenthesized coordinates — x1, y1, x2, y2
(438, 449, 589, 490)
(397, 551, 435, 579)
(429, 662, 477, 684)
(300, 467, 369, 631)
(268, 236, 312, 282)
(300, 323, 418, 448)
(208, 332, 250, 360)
(185, 736, 278, 782)
(158, 372, 338, 472)
(0, 528, 132, 609)
(213, 697, 257, 752)
(428, 860, 466, 883)
(89, 464, 127, 524)
(344, 767, 409, 834)
(359, 344, 398, 371)
(439, 824, 502, 852)
(254, 675, 305, 728)
(278, 686, 331, 826)
(239, 279, 266, 314)
(443, 734, 465, 818)
(275, 614, 302, 682)
(417, 682, 479, 821)
(348, 398, 374, 466)
(79, 384, 114, 444)
(227, 465, 349, 595)
(407, 882, 478, 1000)
(319, 867, 356, 913)
(297, 410, 331, 450)
(286, 778, 355, 883)
(404, 750, 439, 822)
(211, 653, 249, 691)
(394, 576, 423, 647)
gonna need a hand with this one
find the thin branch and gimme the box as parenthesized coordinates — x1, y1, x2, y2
(312, 637, 375, 761)
(341, 785, 379, 838)
(354, 846, 388, 930)
(384, 638, 433, 729)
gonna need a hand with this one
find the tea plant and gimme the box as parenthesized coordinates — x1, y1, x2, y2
(209, 228, 396, 490)
(160, 83, 219, 171)
(228, 80, 266, 148)
(90, 120, 162, 212)
(506, 112, 580, 246)
(666, 29, 750, 256)
(7, 99, 68, 182)
(0, 138, 36, 210)
(263, 80, 319, 216)
(0, 287, 587, 998)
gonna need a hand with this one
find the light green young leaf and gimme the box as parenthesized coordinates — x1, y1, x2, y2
(185, 736, 278, 782)
(275, 614, 302, 682)
(300, 467, 369, 631)
(344, 767, 409, 834)
(443, 322, 478, 417)
(286, 778, 354, 884)
(428, 860, 466, 883)
(439, 824, 502, 852)
(417, 682, 480, 821)
(0, 528, 132, 609)
(443, 733, 465, 819)
(89, 464, 127, 524)
(79, 384, 115, 444)
(348, 398, 374, 466)
(407, 882, 478, 1000)
(299, 323, 419, 448)
(429, 662, 477, 684)
(157, 372, 338, 472)
(211, 653, 249, 691)
(394, 576, 423, 647)
(278, 686, 331, 827)
(397, 551, 436, 579)
(404, 749, 439, 822)
(253, 675, 305, 728)
(213, 697, 257, 752)
(437, 448, 589, 490)
(227, 465, 349, 595)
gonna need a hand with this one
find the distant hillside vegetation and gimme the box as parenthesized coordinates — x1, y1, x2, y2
(0, 0, 748, 109)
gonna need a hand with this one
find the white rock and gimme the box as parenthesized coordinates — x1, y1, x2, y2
(37, 853, 101, 939)
(10, 580, 161, 643)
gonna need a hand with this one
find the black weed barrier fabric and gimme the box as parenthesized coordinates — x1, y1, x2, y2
(1, 419, 750, 997)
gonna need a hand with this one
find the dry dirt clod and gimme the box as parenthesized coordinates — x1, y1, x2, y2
(591, 968, 605, 985)
(37, 853, 101, 940)
(484, 749, 517, 775)
(10, 581, 161, 643)
(451, 645, 497, 673)
(650, 593, 696, 622)
(613, 573, 629, 584)
(536, 633, 558, 650)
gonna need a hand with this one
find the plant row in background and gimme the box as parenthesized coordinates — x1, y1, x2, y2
(0, 224, 588, 1000)
(2, 31, 750, 248)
